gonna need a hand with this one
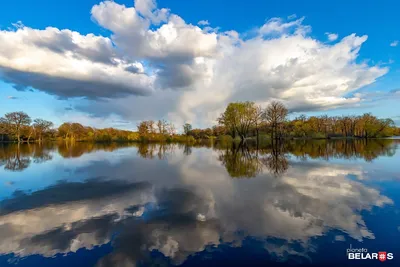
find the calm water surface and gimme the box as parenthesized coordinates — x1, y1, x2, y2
(0, 140, 399, 267)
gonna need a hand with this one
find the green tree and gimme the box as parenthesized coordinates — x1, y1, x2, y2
(183, 123, 192, 136)
(218, 101, 257, 142)
(58, 122, 85, 140)
(70, 123, 85, 140)
(58, 123, 73, 139)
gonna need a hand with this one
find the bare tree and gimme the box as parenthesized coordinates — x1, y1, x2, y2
(0, 117, 10, 142)
(148, 120, 156, 134)
(4, 112, 31, 143)
(33, 119, 54, 142)
(167, 123, 176, 135)
(252, 105, 265, 144)
(24, 125, 35, 143)
(264, 101, 288, 140)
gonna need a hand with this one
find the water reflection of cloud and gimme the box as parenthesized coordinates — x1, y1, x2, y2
(0, 179, 154, 257)
(0, 144, 394, 266)
(0, 179, 152, 216)
(177, 150, 392, 251)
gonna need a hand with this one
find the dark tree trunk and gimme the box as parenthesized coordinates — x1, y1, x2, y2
(256, 128, 259, 144)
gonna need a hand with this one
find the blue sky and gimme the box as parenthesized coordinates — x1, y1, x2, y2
(0, 0, 399, 128)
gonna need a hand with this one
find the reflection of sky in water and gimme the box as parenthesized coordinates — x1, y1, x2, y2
(0, 140, 399, 266)
(0, 147, 143, 198)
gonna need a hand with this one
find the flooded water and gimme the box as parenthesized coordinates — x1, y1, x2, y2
(0, 139, 399, 266)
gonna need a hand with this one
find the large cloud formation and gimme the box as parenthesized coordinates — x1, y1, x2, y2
(0, 0, 388, 126)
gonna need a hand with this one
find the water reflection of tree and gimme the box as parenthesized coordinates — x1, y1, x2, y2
(287, 139, 396, 162)
(0, 143, 55, 171)
(57, 142, 134, 158)
(218, 141, 289, 178)
(216, 139, 397, 178)
(218, 143, 263, 178)
(259, 142, 289, 176)
(0, 144, 31, 171)
(32, 144, 53, 163)
(57, 142, 97, 158)
(183, 145, 192, 156)
(136, 143, 176, 160)
(1, 139, 396, 174)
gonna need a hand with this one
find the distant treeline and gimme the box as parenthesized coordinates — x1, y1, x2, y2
(213, 101, 399, 141)
(0, 112, 133, 143)
(0, 112, 191, 143)
(0, 101, 399, 143)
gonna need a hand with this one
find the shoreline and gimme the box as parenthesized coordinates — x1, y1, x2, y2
(1, 136, 399, 144)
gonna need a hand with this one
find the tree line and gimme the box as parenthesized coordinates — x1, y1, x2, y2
(0, 112, 55, 143)
(0, 112, 188, 143)
(1, 102, 399, 143)
(0, 112, 140, 143)
(212, 101, 399, 142)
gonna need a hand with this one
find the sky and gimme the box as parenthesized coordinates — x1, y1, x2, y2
(0, 0, 399, 130)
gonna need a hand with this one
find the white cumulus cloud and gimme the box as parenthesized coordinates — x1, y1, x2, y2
(0, 25, 154, 98)
(0, 0, 389, 127)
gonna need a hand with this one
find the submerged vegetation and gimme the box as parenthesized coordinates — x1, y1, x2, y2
(0, 101, 399, 143)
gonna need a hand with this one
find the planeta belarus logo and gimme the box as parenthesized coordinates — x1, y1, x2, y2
(379, 252, 387, 262)
(346, 245, 394, 262)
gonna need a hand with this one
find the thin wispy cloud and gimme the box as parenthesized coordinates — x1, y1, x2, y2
(198, 20, 209, 26)
(325, 32, 338, 41)
(390, 40, 398, 47)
